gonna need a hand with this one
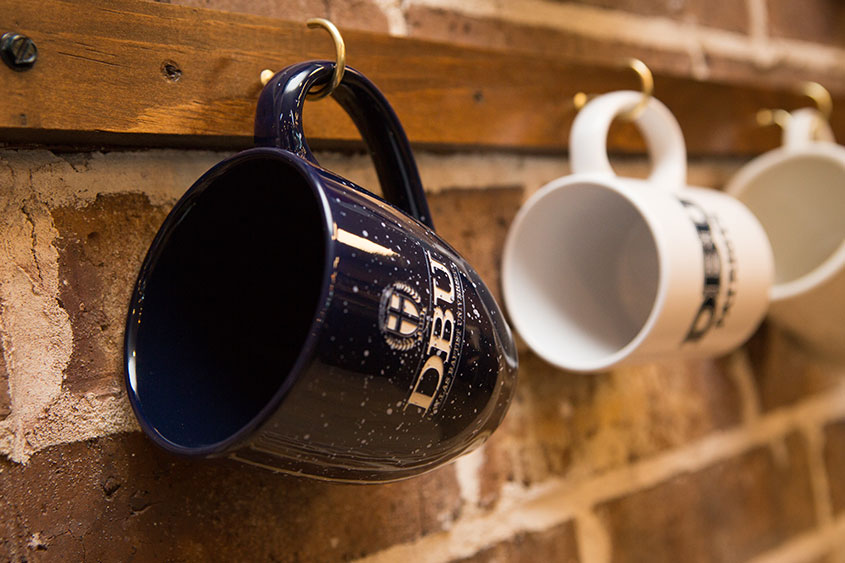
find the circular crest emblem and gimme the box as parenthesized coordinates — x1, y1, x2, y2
(379, 282, 424, 351)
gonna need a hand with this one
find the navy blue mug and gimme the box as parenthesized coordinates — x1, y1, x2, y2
(124, 61, 518, 482)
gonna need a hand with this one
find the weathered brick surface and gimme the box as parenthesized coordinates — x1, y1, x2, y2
(767, 0, 845, 46)
(824, 420, 845, 516)
(451, 521, 579, 563)
(556, 0, 685, 17)
(557, 0, 749, 33)
(495, 352, 743, 485)
(597, 432, 817, 563)
(0, 433, 462, 562)
(746, 322, 845, 411)
(427, 186, 523, 304)
(0, 80, 839, 563)
(405, 6, 694, 77)
(0, 336, 9, 420)
(405, 4, 845, 94)
(673, 0, 751, 33)
(51, 194, 169, 396)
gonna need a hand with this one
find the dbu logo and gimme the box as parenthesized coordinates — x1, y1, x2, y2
(680, 199, 737, 344)
(379, 282, 423, 351)
(405, 251, 464, 415)
(378, 252, 465, 415)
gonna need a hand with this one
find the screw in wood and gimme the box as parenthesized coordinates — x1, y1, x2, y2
(0, 32, 38, 71)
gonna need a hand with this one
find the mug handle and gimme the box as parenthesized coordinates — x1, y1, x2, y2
(569, 90, 687, 189)
(255, 61, 434, 229)
(783, 107, 835, 150)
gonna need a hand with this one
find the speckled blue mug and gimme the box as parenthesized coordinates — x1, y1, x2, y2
(124, 61, 518, 482)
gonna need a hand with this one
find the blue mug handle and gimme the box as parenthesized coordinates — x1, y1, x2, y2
(255, 61, 434, 229)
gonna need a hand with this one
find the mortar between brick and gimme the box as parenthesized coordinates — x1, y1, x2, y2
(803, 423, 836, 529)
(746, 517, 845, 563)
(355, 382, 845, 563)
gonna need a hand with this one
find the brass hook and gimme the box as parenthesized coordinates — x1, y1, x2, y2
(756, 81, 833, 129)
(259, 18, 347, 101)
(799, 81, 832, 120)
(755, 108, 791, 129)
(573, 58, 654, 121)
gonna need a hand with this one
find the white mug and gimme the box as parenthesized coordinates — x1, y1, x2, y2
(726, 108, 845, 360)
(502, 91, 774, 372)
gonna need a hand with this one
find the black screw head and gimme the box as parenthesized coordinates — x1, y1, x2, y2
(1, 32, 38, 71)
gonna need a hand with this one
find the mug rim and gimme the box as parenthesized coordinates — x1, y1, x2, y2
(502, 173, 671, 372)
(726, 143, 845, 301)
(124, 147, 336, 457)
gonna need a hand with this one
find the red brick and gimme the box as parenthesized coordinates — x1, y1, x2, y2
(404, 6, 845, 96)
(451, 521, 579, 563)
(0, 432, 463, 562)
(51, 193, 169, 396)
(427, 187, 524, 304)
(597, 432, 817, 563)
(494, 352, 742, 486)
(767, 0, 845, 47)
(682, 0, 750, 32)
(556, 0, 749, 33)
(824, 420, 845, 516)
(406, 5, 694, 78)
(0, 335, 9, 420)
(477, 428, 517, 509)
(327, 0, 391, 34)
(555, 0, 685, 17)
(746, 322, 845, 411)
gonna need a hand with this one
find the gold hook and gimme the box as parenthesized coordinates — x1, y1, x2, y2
(259, 69, 275, 86)
(259, 18, 347, 101)
(756, 81, 832, 129)
(799, 81, 832, 120)
(755, 108, 791, 129)
(573, 58, 654, 121)
(304, 18, 346, 99)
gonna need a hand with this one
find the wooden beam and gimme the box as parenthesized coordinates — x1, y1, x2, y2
(1, 0, 843, 154)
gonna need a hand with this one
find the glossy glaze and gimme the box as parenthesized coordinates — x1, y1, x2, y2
(125, 61, 517, 482)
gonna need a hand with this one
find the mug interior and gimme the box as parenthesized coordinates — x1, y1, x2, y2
(127, 155, 327, 451)
(735, 152, 845, 292)
(505, 181, 660, 370)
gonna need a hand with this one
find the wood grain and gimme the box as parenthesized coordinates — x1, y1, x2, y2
(1, 0, 844, 155)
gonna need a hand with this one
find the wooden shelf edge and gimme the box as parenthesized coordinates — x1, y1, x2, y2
(1, 0, 843, 155)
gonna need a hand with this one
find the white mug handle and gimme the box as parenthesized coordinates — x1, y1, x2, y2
(783, 107, 835, 150)
(570, 90, 687, 190)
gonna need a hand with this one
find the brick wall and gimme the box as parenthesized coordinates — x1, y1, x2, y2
(2, 1, 845, 562)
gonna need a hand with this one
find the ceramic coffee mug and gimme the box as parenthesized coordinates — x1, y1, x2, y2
(124, 61, 518, 482)
(726, 108, 845, 360)
(502, 91, 773, 372)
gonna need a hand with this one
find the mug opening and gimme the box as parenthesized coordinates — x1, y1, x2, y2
(126, 154, 328, 452)
(734, 151, 845, 297)
(504, 181, 661, 370)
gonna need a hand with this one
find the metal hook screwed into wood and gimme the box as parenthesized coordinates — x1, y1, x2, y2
(756, 81, 833, 129)
(260, 18, 346, 100)
(573, 58, 654, 121)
